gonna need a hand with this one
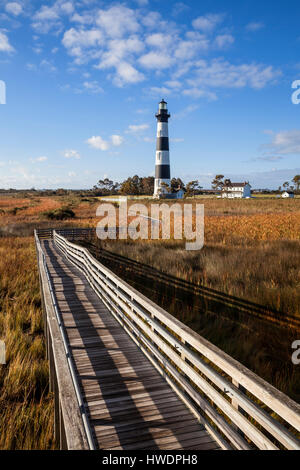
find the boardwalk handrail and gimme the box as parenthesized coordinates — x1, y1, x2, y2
(53, 230, 300, 451)
(34, 230, 94, 450)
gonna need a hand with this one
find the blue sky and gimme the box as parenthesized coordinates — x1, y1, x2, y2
(0, 0, 300, 189)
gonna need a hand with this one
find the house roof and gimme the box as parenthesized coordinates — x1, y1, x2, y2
(222, 182, 250, 189)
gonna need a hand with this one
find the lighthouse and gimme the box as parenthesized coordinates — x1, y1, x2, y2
(153, 99, 171, 198)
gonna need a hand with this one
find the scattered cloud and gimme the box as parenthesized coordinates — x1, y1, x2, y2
(86, 134, 124, 151)
(30, 156, 48, 163)
(0, 32, 14, 53)
(86, 135, 109, 151)
(246, 22, 265, 32)
(172, 2, 189, 17)
(32, 1, 75, 33)
(186, 59, 281, 90)
(82, 80, 103, 93)
(263, 130, 300, 155)
(126, 124, 149, 134)
(214, 34, 234, 48)
(111, 134, 124, 146)
(5, 2, 23, 16)
(96, 5, 140, 39)
(253, 156, 284, 162)
(52, 4, 279, 96)
(192, 13, 224, 32)
(183, 88, 217, 100)
(173, 104, 199, 120)
(64, 149, 80, 159)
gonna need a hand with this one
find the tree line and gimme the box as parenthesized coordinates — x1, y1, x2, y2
(211, 174, 300, 193)
(91, 176, 204, 197)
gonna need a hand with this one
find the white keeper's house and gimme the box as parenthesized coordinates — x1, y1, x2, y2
(222, 181, 252, 199)
(282, 191, 295, 199)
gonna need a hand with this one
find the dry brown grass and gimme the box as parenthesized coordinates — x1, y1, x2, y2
(0, 194, 299, 448)
(0, 237, 54, 449)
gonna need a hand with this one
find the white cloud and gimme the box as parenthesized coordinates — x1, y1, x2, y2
(172, 2, 189, 16)
(64, 149, 80, 159)
(60, 2, 74, 15)
(145, 33, 174, 48)
(111, 134, 123, 146)
(174, 38, 209, 60)
(183, 88, 217, 100)
(62, 27, 103, 49)
(0, 32, 14, 53)
(214, 34, 234, 48)
(173, 104, 199, 119)
(87, 135, 110, 151)
(28, 3, 280, 99)
(83, 80, 103, 93)
(139, 51, 173, 69)
(62, 27, 103, 62)
(256, 156, 284, 162)
(165, 80, 182, 89)
(34, 5, 60, 21)
(264, 130, 300, 155)
(192, 13, 224, 32)
(149, 86, 172, 96)
(95, 36, 145, 85)
(5, 2, 23, 16)
(126, 124, 149, 134)
(30, 156, 48, 163)
(71, 12, 94, 25)
(246, 22, 265, 32)
(135, 0, 149, 6)
(40, 59, 57, 73)
(32, 1, 75, 33)
(114, 61, 145, 86)
(96, 5, 140, 38)
(141, 11, 162, 29)
(86, 134, 124, 151)
(187, 59, 281, 90)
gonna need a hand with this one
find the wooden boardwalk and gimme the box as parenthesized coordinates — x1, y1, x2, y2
(43, 240, 220, 450)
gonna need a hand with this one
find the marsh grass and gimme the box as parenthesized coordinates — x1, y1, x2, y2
(0, 237, 54, 449)
(0, 194, 299, 448)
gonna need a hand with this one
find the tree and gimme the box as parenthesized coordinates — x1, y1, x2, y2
(211, 175, 224, 190)
(283, 181, 290, 190)
(97, 178, 114, 194)
(292, 175, 300, 191)
(120, 177, 139, 195)
(186, 180, 202, 198)
(171, 178, 185, 192)
(141, 176, 154, 195)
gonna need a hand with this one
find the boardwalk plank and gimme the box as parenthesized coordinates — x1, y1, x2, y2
(42, 240, 220, 451)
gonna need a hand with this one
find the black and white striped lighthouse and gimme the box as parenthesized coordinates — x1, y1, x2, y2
(153, 99, 171, 198)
